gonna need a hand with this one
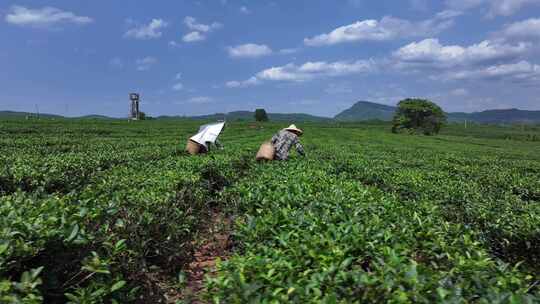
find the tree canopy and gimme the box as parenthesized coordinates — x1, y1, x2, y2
(392, 98, 446, 135)
(254, 109, 269, 122)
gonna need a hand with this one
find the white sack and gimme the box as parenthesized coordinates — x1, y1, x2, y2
(189, 122, 225, 149)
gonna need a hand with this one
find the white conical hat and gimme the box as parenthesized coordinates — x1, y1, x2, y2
(285, 124, 303, 135)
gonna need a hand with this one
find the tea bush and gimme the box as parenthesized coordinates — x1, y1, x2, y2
(0, 119, 539, 303)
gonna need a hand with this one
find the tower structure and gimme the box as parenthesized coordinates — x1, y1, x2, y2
(129, 93, 140, 120)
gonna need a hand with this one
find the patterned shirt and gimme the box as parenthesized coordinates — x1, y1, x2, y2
(271, 130, 305, 160)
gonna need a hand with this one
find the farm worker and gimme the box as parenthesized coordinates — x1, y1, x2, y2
(271, 124, 305, 160)
(190, 121, 225, 153)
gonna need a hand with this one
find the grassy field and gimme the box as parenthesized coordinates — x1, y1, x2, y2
(1, 119, 539, 303)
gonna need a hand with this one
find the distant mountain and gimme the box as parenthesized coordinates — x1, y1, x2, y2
(335, 101, 540, 124)
(0, 111, 63, 119)
(3, 104, 539, 124)
(157, 112, 249, 121)
(77, 115, 114, 120)
(1, 110, 330, 122)
(181, 111, 332, 122)
(0, 111, 118, 120)
(334, 101, 396, 121)
(269, 113, 333, 122)
(448, 109, 540, 123)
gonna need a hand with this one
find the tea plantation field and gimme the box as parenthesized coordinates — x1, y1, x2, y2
(1, 119, 539, 303)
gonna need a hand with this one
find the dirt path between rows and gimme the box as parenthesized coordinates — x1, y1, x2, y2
(166, 210, 233, 304)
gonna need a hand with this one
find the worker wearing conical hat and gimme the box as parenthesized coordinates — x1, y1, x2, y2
(270, 124, 305, 160)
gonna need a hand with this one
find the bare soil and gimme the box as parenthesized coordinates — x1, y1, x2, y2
(166, 210, 233, 304)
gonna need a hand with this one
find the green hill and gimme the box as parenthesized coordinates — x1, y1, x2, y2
(177, 111, 331, 122)
(0, 111, 63, 119)
(448, 109, 540, 124)
(335, 101, 540, 124)
(0, 111, 120, 120)
(334, 101, 396, 121)
(4, 103, 539, 124)
(268, 112, 332, 122)
(77, 115, 115, 120)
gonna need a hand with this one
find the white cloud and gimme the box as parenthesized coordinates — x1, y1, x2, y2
(175, 73, 182, 80)
(184, 16, 222, 33)
(227, 43, 273, 58)
(188, 96, 213, 104)
(436, 10, 464, 18)
(5, 6, 93, 27)
(451, 88, 469, 96)
(227, 59, 377, 88)
(256, 60, 374, 81)
(390, 36, 539, 86)
(182, 16, 222, 43)
(501, 18, 540, 39)
(447, 60, 540, 82)
(325, 83, 353, 94)
(279, 48, 299, 54)
(304, 13, 455, 46)
(393, 38, 530, 68)
(489, 0, 540, 16)
(445, 0, 540, 16)
(136, 57, 157, 71)
(125, 19, 168, 40)
(240, 6, 251, 14)
(226, 77, 260, 88)
(183, 31, 205, 42)
(172, 82, 184, 91)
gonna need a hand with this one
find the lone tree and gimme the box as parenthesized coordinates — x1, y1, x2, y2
(392, 98, 446, 135)
(255, 108, 269, 122)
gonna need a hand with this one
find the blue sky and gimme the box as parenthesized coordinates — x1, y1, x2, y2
(1, 0, 539, 117)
